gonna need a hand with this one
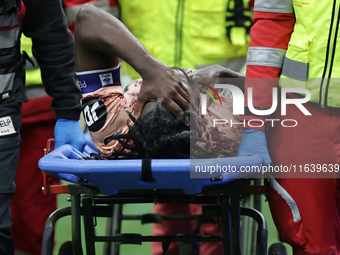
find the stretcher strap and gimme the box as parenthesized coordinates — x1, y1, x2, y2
(141, 158, 154, 182)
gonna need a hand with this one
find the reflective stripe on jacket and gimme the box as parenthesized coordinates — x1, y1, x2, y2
(246, 0, 340, 109)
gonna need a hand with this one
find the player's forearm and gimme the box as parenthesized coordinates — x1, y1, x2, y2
(74, 4, 164, 76)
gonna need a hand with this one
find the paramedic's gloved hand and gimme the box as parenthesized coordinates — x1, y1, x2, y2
(237, 129, 272, 165)
(54, 119, 87, 152)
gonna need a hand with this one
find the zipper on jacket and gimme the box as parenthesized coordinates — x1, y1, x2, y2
(325, 1, 340, 106)
(320, 0, 340, 107)
(174, 0, 185, 67)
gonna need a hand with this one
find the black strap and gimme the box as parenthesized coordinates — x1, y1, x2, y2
(226, 0, 252, 42)
(141, 158, 154, 182)
(234, 0, 246, 27)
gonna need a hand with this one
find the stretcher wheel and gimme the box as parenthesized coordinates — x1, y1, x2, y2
(268, 242, 287, 255)
(57, 241, 73, 255)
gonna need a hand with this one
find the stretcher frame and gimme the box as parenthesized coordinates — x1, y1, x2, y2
(39, 138, 268, 255)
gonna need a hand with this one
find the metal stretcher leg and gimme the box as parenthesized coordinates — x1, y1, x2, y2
(231, 193, 241, 255)
(41, 207, 71, 255)
(221, 196, 232, 255)
(104, 204, 123, 255)
(83, 195, 96, 254)
(71, 193, 83, 255)
(240, 207, 268, 255)
(241, 192, 251, 254)
(251, 178, 264, 254)
(112, 204, 123, 255)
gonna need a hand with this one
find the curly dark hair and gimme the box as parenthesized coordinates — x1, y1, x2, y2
(108, 100, 215, 159)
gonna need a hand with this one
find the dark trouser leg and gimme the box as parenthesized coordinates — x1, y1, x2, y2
(0, 194, 14, 255)
(0, 102, 22, 255)
(0, 138, 21, 255)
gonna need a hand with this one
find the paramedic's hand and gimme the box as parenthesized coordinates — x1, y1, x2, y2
(54, 119, 87, 152)
(187, 65, 222, 103)
(187, 65, 245, 106)
(188, 64, 244, 83)
(237, 129, 272, 165)
(134, 63, 192, 123)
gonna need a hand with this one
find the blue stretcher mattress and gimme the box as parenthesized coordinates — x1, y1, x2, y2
(38, 136, 263, 195)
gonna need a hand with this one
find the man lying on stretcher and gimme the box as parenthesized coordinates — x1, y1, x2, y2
(74, 4, 244, 159)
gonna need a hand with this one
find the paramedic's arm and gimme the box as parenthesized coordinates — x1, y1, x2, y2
(242, 2, 296, 128)
(237, 0, 296, 164)
(23, 0, 86, 151)
(23, 0, 82, 120)
(74, 4, 191, 119)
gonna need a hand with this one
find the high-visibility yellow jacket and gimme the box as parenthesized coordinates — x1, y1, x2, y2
(279, 0, 340, 107)
(246, 0, 340, 109)
(119, 0, 251, 79)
